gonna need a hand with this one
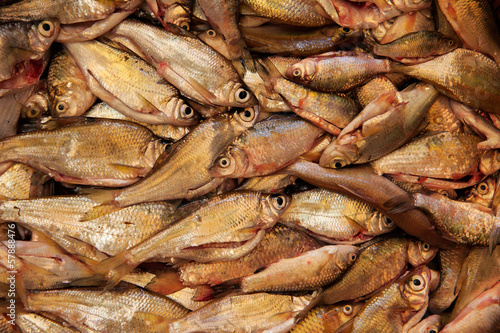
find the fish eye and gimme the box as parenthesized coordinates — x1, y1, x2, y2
(447, 39, 455, 46)
(428, 329, 437, 333)
(342, 27, 351, 33)
(349, 253, 357, 262)
(218, 156, 231, 168)
(207, 29, 216, 37)
(331, 158, 347, 169)
(238, 107, 256, 122)
(271, 195, 287, 210)
(383, 217, 393, 227)
(180, 104, 195, 119)
(409, 275, 425, 291)
(478, 182, 489, 194)
(38, 20, 55, 38)
(27, 108, 40, 118)
(180, 22, 190, 30)
(292, 68, 302, 77)
(235, 88, 251, 103)
(56, 102, 68, 113)
(422, 243, 431, 251)
(342, 305, 353, 315)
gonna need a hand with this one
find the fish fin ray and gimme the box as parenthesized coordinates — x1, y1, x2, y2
(92, 251, 137, 292)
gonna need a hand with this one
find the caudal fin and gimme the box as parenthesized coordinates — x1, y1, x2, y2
(93, 251, 137, 292)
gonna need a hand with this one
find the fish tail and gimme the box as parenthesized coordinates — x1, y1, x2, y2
(93, 251, 137, 292)
(383, 194, 414, 214)
(390, 61, 407, 74)
(78, 188, 122, 221)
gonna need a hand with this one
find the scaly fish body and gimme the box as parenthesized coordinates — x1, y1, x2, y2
(169, 292, 313, 332)
(107, 19, 256, 107)
(0, 118, 166, 187)
(371, 132, 483, 180)
(65, 40, 197, 126)
(179, 225, 320, 287)
(0, 196, 178, 258)
(391, 49, 500, 115)
(355, 75, 397, 108)
(16, 313, 80, 333)
(240, 245, 359, 292)
(280, 188, 395, 244)
(108, 107, 258, 207)
(379, 8, 436, 44)
(407, 314, 441, 333)
(438, 0, 500, 65)
(240, 0, 333, 27)
(48, 49, 96, 117)
(210, 116, 325, 178)
(291, 303, 363, 333)
(321, 237, 437, 304)
(286, 51, 393, 92)
(272, 77, 359, 135)
(85, 102, 190, 142)
(0, 163, 51, 199)
(27, 286, 190, 333)
(320, 83, 439, 167)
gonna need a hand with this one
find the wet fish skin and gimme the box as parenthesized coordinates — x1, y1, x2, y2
(438, 0, 500, 65)
(178, 225, 320, 287)
(355, 76, 397, 108)
(48, 49, 96, 117)
(285, 51, 393, 92)
(107, 19, 256, 108)
(0, 117, 166, 187)
(169, 292, 313, 333)
(15, 312, 80, 333)
(280, 188, 395, 244)
(64, 40, 198, 126)
(26, 286, 190, 333)
(240, 245, 359, 292)
(391, 48, 500, 115)
(321, 237, 437, 305)
(210, 116, 325, 178)
(406, 314, 441, 333)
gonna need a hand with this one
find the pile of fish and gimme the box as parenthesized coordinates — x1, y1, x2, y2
(0, 0, 500, 332)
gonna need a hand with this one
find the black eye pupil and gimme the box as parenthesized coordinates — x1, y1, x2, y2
(42, 23, 51, 31)
(430, 330, 437, 333)
(335, 162, 343, 168)
(238, 90, 248, 100)
(413, 279, 421, 286)
(184, 107, 192, 115)
(221, 159, 228, 166)
(276, 196, 284, 206)
(480, 185, 487, 191)
(58, 104, 64, 110)
(243, 110, 252, 118)
(343, 27, 350, 33)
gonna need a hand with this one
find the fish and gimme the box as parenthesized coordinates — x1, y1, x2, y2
(84, 107, 259, 210)
(321, 237, 438, 305)
(166, 288, 212, 311)
(64, 39, 198, 126)
(95, 191, 290, 289)
(355, 75, 397, 108)
(0, 164, 51, 199)
(341, 266, 436, 332)
(240, 245, 359, 292)
(15, 312, 80, 333)
(210, 116, 326, 178)
(285, 51, 393, 92)
(291, 302, 363, 333)
(47, 49, 96, 117)
(371, 31, 458, 64)
(26, 285, 190, 333)
(280, 188, 395, 244)
(107, 19, 257, 108)
(391, 48, 500, 115)
(178, 224, 320, 287)
(379, 7, 436, 44)
(465, 177, 497, 208)
(406, 314, 441, 333)
(320, 83, 439, 167)
(236, 173, 297, 192)
(0, 117, 166, 187)
(169, 292, 314, 332)
(438, 0, 500, 65)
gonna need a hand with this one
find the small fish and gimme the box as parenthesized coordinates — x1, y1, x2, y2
(355, 76, 397, 108)
(280, 188, 395, 244)
(291, 303, 363, 333)
(0, 163, 51, 200)
(240, 245, 359, 292)
(16, 312, 80, 333)
(0, 117, 166, 187)
(407, 314, 441, 333)
(47, 49, 96, 117)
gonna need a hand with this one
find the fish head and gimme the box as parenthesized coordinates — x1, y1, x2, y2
(170, 99, 199, 126)
(364, 212, 396, 236)
(465, 177, 496, 207)
(319, 144, 357, 169)
(394, 0, 432, 12)
(49, 84, 92, 117)
(210, 147, 249, 178)
(407, 240, 438, 266)
(436, 37, 459, 55)
(402, 266, 433, 311)
(231, 105, 260, 134)
(334, 245, 359, 270)
(28, 19, 60, 53)
(260, 193, 291, 226)
(198, 30, 231, 60)
(479, 149, 500, 176)
(225, 81, 257, 108)
(285, 59, 317, 84)
(323, 302, 362, 331)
